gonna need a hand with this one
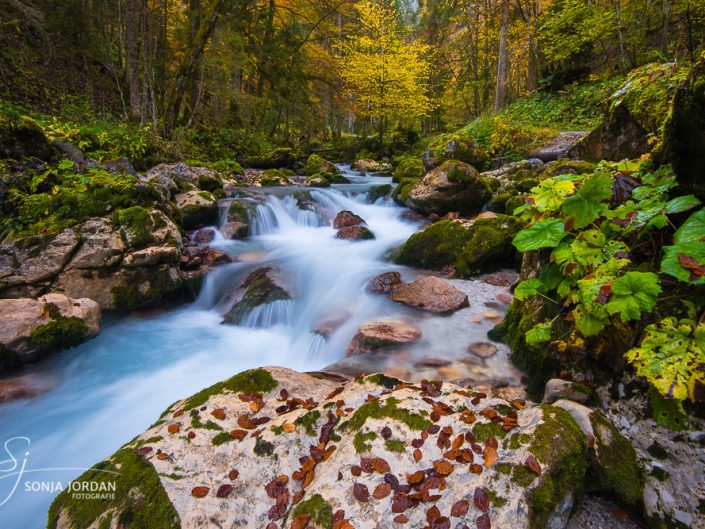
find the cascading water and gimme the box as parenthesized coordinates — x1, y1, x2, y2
(0, 165, 520, 529)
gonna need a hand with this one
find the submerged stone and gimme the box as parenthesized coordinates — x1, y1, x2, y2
(390, 276, 469, 313)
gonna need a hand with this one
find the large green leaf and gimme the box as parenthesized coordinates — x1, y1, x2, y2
(513, 220, 567, 252)
(665, 195, 701, 214)
(605, 271, 661, 321)
(531, 178, 576, 213)
(626, 318, 705, 403)
(661, 209, 705, 285)
(514, 278, 544, 301)
(525, 322, 552, 345)
(561, 173, 612, 228)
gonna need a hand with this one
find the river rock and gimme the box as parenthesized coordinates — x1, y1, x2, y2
(468, 341, 498, 359)
(222, 267, 292, 325)
(390, 276, 469, 313)
(333, 210, 365, 229)
(192, 228, 216, 244)
(47, 366, 614, 529)
(423, 134, 488, 170)
(351, 158, 392, 173)
(175, 190, 218, 229)
(0, 293, 100, 369)
(395, 215, 520, 277)
(542, 379, 594, 405)
(335, 225, 375, 240)
(304, 154, 339, 176)
(366, 271, 402, 294)
(347, 319, 422, 355)
(0, 111, 54, 161)
(407, 160, 492, 217)
(66, 218, 125, 270)
(145, 163, 221, 192)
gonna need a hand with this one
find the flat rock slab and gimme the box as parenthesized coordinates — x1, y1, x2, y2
(347, 319, 422, 355)
(390, 276, 469, 313)
(531, 131, 590, 162)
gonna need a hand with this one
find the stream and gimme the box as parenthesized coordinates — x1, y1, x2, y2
(0, 166, 523, 529)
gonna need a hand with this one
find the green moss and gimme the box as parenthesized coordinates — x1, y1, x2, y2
(486, 489, 508, 508)
(271, 425, 284, 435)
(588, 413, 643, 507)
(392, 157, 425, 182)
(46, 447, 180, 529)
(212, 432, 232, 446)
(260, 168, 291, 186)
(339, 397, 431, 433)
(650, 466, 670, 482)
(472, 421, 509, 442)
(295, 410, 322, 437)
(182, 368, 278, 410)
(539, 159, 596, 179)
(391, 177, 420, 205)
(254, 436, 275, 457)
(354, 431, 377, 453)
(512, 464, 538, 487)
(29, 316, 88, 352)
(112, 206, 154, 248)
(647, 442, 669, 460)
(292, 494, 333, 529)
(505, 433, 531, 450)
(527, 406, 589, 529)
(495, 463, 512, 475)
(384, 439, 406, 453)
(363, 373, 402, 389)
(110, 265, 182, 311)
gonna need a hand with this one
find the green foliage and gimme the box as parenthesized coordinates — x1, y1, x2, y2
(29, 317, 88, 352)
(510, 159, 705, 406)
(661, 209, 705, 285)
(625, 318, 705, 404)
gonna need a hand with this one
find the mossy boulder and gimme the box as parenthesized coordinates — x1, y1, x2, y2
(222, 267, 292, 324)
(0, 109, 54, 161)
(655, 55, 705, 200)
(244, 147, 297, 169)
(423, 133, 488, 170)
(368, 183, 392, 202)
(305, 154, 339, 176)
(538, 159, 596, 179)
(307, 174, 331, 187)
(391, 177, 421, 205)
(0, 293, 101, 371)
(49, 366, 604, 529)
(392, 157, 425, 182)
(570, 63, 688, 161)
(407, 160, 493, 216)
(175, 190, 218, 229)
(259, 168, 292, 187)
(395, 214, 520, 277)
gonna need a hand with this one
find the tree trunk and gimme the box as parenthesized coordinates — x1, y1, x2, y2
(125, 0, 142, 122)
(495, 0, 510, 111)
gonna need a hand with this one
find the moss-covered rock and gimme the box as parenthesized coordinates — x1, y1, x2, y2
(395, 214, 520, 277)
(538, 159, 596, 179)
(307, 174, 331, 187)
(392, 156, 425, 182)
(222, 267, 292, 324)
(423, 132, 488, 170)
(391, 177, 420, 205)
(28, 316, 88, 352)
(570, 63, 688, 161)
(259, 168, 292, 187)
(304, 154, 339, 176)
(244, 147, 297, 169)
(175, 190, 218, 229)
(0, 109, 54, 161)
(655, 56, 705, 200)
(368, 183, 392, 202)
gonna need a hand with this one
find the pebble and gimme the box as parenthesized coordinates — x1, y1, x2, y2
(468, 342, 498, 359)
(482, 310, 501, 319)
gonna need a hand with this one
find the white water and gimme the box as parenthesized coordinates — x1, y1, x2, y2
(0, 166, 519, 528)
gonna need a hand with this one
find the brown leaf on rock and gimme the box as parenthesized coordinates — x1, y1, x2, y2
(432, 516, 450, 529)
(291, 513, 310, 529)
(237, 415, 255, 430)
(282, 422, 296, 433)
(167, 423, 180, 434)
(333, 521, 354, 529)
(406, 470, 425, 484)
(485, 436, 498, 449)
(392, 494, 413, 513)
(266, 523, 277, 529)
(230, 429, 248, 441)
(381, 426, 392, 439)
(353, 483, 370, 502)
(191, 486, 210, 498)
(326, 386, 345, 400)
(469, 464, 482, 474)
(678, 253, 705, 278)
(483, 446, 498, 468)
(211, 408, 226, 420)
(136, 447, 152, 457)
(371, 457, 391, 473)
(373, 483, 392, 499)
(393, 514, 409, 524)
(473, 488, 490, 512)
(228, 469, 239, 480)
(477, 513, 491, 529)
(413, 448, 422, 462)
(433, 460, 454, 476)
(426, 505, 441, 523)
(451, 499, 469, 517)
(187, 431, 196, 439)
(351, 465, 362, 477)
(216, 484, 234, 498)
(156, 452, 168, 461)
(524, 455, 542, 475)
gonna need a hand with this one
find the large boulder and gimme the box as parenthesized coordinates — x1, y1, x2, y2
(423, 133, 488, 170)
(407, 160, 492, 217)
(0, 293, 100, 371)
(305, 154, 339, 176)
(392, 157, 425, 182)
(395, 214, 520, 277)
(175, 190, 218, 229)
(352, 159, 392, 173)
(347, 319, 422, 355)
(333, 211, 365, 229)
(569, 63, 687, 162)
(221, 199, 257, 240)
(0, 110, 54, 161)
(47, 367, 613, 529)
(366, 271, 402, 294)
(390, 276, 469, 313)
(222, 267, 293, 325)
(655, 57, 705, 200)
(336, 225, 375, 241)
